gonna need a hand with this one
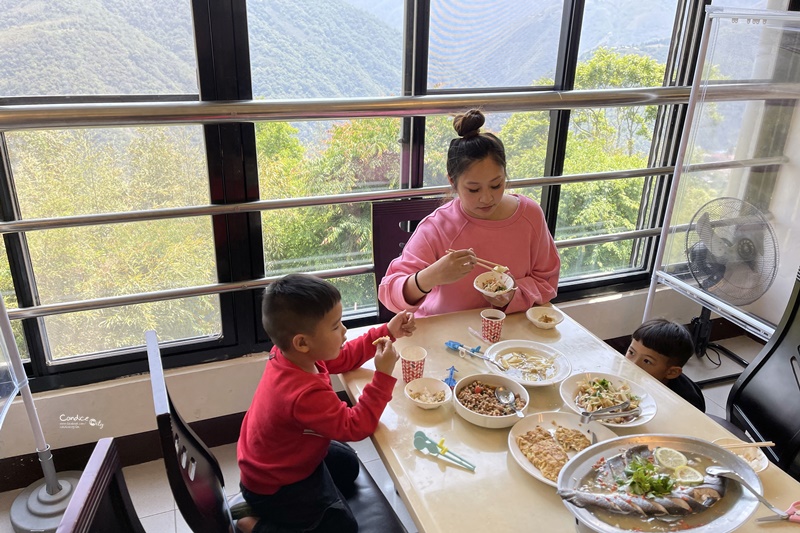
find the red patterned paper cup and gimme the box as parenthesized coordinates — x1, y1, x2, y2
(480, 309, 506, 343)
(400, 346, 427, 383)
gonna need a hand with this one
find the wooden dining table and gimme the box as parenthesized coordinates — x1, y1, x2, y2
(341, 307, 800, 533)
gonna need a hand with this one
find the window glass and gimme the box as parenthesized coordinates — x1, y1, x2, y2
(579, 1, 678, 78)
(560, 242, 642, 278)
(424, 111, 551, 186)
(27, 218, 217, 304)
(428, 0, 563, 90)
(557, 15, 674, 278)
(44, 296, 220, 361)
(262, 201, 375, 315)
(7, 127, 210, 218)
(262, 204, 371, 273)
(0, 0, 197, 96)
(256, 118, 403, 200)
(247, 0, 403, 99)
(0, 247, 28, 361)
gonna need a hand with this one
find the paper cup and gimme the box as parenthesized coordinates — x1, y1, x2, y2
(481, 309, 506, 343)
(400, 346, 427, 383)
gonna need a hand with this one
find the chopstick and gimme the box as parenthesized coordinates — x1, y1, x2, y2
(446, 249, 508, 272)
(719, 441, 775, 450)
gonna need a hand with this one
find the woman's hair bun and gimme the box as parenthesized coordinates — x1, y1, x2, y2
(453, 109, 485, 138)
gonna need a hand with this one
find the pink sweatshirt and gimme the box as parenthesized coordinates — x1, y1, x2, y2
(378, 195, 560, 317)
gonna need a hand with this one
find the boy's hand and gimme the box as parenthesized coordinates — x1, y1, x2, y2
(387, 310, 416, 339)
(373, 339, 399, 377)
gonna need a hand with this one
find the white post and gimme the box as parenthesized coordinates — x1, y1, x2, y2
(644, 8, 717, 321)
(0, 297, 61, 494)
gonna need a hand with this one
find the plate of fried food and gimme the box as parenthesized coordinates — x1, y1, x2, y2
(508, 411, 617, 487)
(483, 340, 572, 386)
(559, 371, 657, 427)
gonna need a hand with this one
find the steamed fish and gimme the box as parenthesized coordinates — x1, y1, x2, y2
(558, 444, 726, 518)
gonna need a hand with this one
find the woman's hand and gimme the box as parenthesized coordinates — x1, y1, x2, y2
(427, 249, 476, 286)
(481, 273, 517, 307)
(387, 310, 416, 338)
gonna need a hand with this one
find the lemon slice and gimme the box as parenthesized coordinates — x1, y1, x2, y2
(655, 447, 688, 469)
(674, 465, 704, 485)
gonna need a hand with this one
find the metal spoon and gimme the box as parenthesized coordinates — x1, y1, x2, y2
(705, 466, 789, 519)
(495, 386, 525, 417)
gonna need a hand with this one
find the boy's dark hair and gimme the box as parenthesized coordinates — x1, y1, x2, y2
(447, 109, 507, 184)
(261, 274, 341, 352)
(632, 318, 695, 367)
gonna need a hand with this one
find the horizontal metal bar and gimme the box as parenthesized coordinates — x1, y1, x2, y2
(7, 225, 664, 320)
(654, 271, 775, 340)
(555, 228, 662, 249)
(1, 86, 691, 132)
(0, 154, 785, 234)
(2, 82, 797, 133)
(6, 264, 376, 320)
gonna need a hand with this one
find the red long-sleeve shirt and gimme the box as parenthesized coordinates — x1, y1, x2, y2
(237, 325, 396, 495)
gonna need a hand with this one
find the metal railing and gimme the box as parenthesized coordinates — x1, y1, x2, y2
(0, 81, 793, 321)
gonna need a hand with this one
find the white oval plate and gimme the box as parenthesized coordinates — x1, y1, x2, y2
(508, 411, 617, 488)
(483, 340, 572, 387)
(559, 371, 657, 428)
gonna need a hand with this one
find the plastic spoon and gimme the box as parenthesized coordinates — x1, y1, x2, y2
(495, 386, 524, 417)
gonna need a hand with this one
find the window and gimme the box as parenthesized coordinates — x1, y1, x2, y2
(1, 0, 794, 390)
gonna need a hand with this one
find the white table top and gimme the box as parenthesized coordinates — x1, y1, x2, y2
(341, 307, 799, 532)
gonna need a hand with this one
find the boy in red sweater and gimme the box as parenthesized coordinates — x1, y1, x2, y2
(237, 274, 416, 533)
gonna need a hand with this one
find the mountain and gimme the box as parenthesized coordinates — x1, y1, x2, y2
(0, 0, 197, 96)
(1, 0, 678, 99)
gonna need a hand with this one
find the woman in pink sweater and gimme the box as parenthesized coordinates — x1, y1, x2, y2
(378, 109, 560, 317)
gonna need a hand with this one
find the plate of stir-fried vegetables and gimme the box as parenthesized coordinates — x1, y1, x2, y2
(559, 372, 657, 427)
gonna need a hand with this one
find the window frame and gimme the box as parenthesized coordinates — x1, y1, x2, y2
(2, 0, 793, 392)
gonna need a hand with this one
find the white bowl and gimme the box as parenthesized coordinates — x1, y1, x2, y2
(453, 373, 530, 429)
(712, 437, 769, 472)
(473, 271, 515, 297)
(526, 306, 565, 330)
(404, 377, 452, 410)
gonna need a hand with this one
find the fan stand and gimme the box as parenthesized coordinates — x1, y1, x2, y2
(691, 307, 750, 388)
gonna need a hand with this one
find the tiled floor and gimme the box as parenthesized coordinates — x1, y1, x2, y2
(0, 438, 417, 533)
(681, 335, 764, 419)
(0, 335, 763, 533)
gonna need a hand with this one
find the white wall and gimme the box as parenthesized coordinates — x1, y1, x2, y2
(0, 286, 699, 460)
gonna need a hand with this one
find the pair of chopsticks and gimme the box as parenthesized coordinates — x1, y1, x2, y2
(719, 441, 775, 450)
(446, 249, 508, 272)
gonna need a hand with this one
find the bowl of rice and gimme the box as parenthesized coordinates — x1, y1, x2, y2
(473, 271, 515, 298)
(404, 377, 452, 410)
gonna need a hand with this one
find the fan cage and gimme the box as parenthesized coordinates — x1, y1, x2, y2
(685, 197, 779, 307)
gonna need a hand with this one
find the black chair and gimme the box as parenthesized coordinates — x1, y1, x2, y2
(146, 330, 241, 533)
(56, 437, 146, 533)
(723, 266, 800, 481)
(145, 330, 408, 533)
(372, 197, 441, 322)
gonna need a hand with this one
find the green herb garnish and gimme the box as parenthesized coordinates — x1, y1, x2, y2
(617, 456, 674, 497)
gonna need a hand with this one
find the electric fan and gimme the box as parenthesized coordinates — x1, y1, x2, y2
(685, 197, 779, 385)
